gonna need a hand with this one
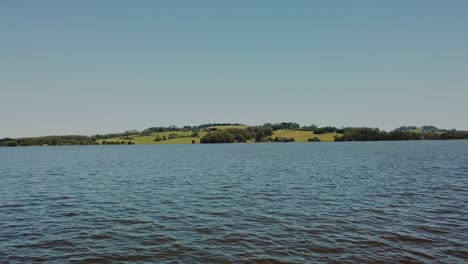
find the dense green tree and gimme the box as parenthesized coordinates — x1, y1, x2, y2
(302, 124, 318, 131)
(314, 126, 340, 134)
(273, 137, 294, 142)
(271, 122, 300, 131)
(200, 130, 235, 143)
(225, 128, 251, 142)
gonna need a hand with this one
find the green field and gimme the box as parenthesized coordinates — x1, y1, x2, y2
(272, 130, 340, 142)
(99, 126, 249, 145)
(98, 131, 208, 145)
(98, 129, 340, 145)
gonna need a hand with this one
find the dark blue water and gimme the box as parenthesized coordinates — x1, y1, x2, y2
(1, 142, 467, 263)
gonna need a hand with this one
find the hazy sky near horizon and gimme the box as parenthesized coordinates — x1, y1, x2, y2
(1, 1, 467, 137)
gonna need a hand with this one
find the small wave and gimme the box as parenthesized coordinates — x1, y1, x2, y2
(161, 199, 175, 205)
(430, 208, 461, 214)
(195, 227, 215, 234)
(3, 256, 49, 263)
(71, 254, 156, 263)
(160, 215, 181, 221)
(20, 231, 43, 238)
(208, 211, 228, 217)
(112, 219, 153, 225)
(444, 249, 468, 259)
(212, 235, 246, 245)
(383, 233, 434, 244)
(15, 239, 75, 249)
(50, 196, 73, 200)
(366, 208, 387, 215)
(89, 234, 113, 240)
(47, 172, 64, 176)
(403, 248, 437, 261)
(244, 257, 295, 264)
(309, 246, 343, 254)
(204, 195, 230, 200)
(57, 203, 74, 207)
(414, 225, 448, 235)
(63, 212, 79, 217)
(354, 239, 389, 248)
(140, 236, 176, 245)
(0, 203, 23, 208)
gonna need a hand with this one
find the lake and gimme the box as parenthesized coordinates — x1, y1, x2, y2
(0, 142, 467, 263)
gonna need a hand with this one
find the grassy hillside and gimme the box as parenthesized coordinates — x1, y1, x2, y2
(272, 130, 340, 142)
(98, 129, 340, 145)
(98, 131, 208, 145)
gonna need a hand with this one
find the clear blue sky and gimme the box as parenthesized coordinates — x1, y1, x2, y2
(1, 0, 467, 137)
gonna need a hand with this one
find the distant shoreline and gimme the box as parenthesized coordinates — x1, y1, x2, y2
(2, 123, 467, 147)
(3, 140, 468, 149)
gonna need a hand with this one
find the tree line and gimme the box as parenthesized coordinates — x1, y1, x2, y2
(102, 140, 135, 145)
(201, 127, 273, 143)
(142, 123, 244, 135)
(0, 135, 98, 147)
(334, 128, 468, 141)
(262, 123, 345, 133)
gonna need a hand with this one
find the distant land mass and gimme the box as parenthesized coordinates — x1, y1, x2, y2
(1, 123, 467, 147)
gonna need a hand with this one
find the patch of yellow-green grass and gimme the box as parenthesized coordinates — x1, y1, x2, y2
(151, 131, 208, 144)
(152, 131, 193, 137)
(272, 130, 340, 142)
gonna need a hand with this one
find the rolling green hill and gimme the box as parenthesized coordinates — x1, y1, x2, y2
(98, 129, 339, 145)
(98, 130, 208, 145)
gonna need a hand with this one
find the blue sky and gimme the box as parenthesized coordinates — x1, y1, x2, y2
(1, 1, 467, 137)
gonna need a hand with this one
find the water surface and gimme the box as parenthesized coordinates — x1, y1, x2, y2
(1, 142, 467, 263)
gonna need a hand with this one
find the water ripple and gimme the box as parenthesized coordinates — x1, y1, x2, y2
(0, 142, 467, 263)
